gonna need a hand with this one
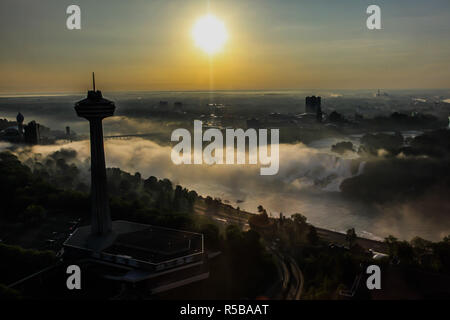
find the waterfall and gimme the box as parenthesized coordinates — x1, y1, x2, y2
(305, 155, 366, 192)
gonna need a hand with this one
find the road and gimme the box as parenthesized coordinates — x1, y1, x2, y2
(286, 256, 304, 300)
(266, 247, 304, 300)
(316, 227, 388, 253)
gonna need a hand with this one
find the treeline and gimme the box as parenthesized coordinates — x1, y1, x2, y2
(249, 208, 319, 247)
(361, 111, 442, 131)
(0, 150, 200, 229)
(248, 206, 450, 298)
(108, 170, 198, 229)
(340, 129, 450, 202)
(0, 243, 56, 286)
(384, 235, 450, 275)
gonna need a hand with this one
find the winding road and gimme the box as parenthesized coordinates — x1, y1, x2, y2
(266, 247, 304, 300)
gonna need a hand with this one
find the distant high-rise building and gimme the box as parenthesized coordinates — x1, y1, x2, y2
(376, 89, 388, 97)
(305, 96, 322, 122)
(305, 96, 321, 114)
(16, 112, 24, 137)
(0, 112, 40, 144)
(24, 120, 40, 144)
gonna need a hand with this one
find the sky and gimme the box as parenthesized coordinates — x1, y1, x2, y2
(1, 0, 450, 93)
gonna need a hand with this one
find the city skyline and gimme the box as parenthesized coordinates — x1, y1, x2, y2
(1, 0, 450, 93)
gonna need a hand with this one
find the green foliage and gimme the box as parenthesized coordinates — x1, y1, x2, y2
(0, 152, 34, 219)
(224, 226, 277, 298)
(407, 129, 450, 158)
(384, 235, 414, 264)
(431, 236, 450, 274)
(0, 151, 94, 223)
(200, 223, 221, 248)
(307, 225, 319, 245)
(225, 225, 242, 244)
(341, 129, 450, 203)
(20, 204, 47, 225)
(0, 150, 200, 231)
(249, 205, 269, 227)
(359, 132, 403, 156)
(331, 141, 354, 154)
(292, 213, 307, 226)
(298, 244, 365, 300)
(383, 234, 450, 273)
(0, 243, 56, 285)
(340, 157, 450, 202)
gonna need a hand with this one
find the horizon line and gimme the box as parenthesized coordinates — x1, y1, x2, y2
(1, 87, 450, 98)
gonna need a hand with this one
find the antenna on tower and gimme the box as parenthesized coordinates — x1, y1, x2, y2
(92, 72, 96, 92)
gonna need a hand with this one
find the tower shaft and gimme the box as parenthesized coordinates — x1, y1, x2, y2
(89, 118, 111, 235)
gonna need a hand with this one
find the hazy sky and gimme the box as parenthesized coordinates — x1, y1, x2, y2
(1, 0, 450, 93)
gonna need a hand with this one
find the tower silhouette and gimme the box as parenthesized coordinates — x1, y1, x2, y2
(75, 73, 115, 239)
(62, 76, 208, 290)
(16, 112, 24, 138)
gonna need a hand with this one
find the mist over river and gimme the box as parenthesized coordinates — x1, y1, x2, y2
(8, 134, 447, 242)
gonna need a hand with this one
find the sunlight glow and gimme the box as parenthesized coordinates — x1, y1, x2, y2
(192, 14, 228, 55)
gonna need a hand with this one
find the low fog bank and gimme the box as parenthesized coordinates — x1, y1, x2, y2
(6, 137, 449, 242)
(2, 89, 450, 137)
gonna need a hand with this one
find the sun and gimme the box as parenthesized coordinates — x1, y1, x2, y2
(192, 14, 228, 55)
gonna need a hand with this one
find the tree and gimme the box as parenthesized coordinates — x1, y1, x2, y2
(345, 228, 357, 248)
(411, 236, 432, 257)
(226, 225, 242, 244)
(20, 204, 47, 225)
(443, 235, 450, 243)
(396, 241, 415, 265)
(200, 224, 220, 248)
(143, 175, 157, 191)
(307, 225, 319, 245)
(329, 111, 345, 123)
(385, 235, 398, 256)
(255, 205, 270, 220)
(292, 213, 307, 226)
(331, 141, 354, 154)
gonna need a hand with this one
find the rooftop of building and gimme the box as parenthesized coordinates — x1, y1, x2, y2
(63, 220, 203, 265)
